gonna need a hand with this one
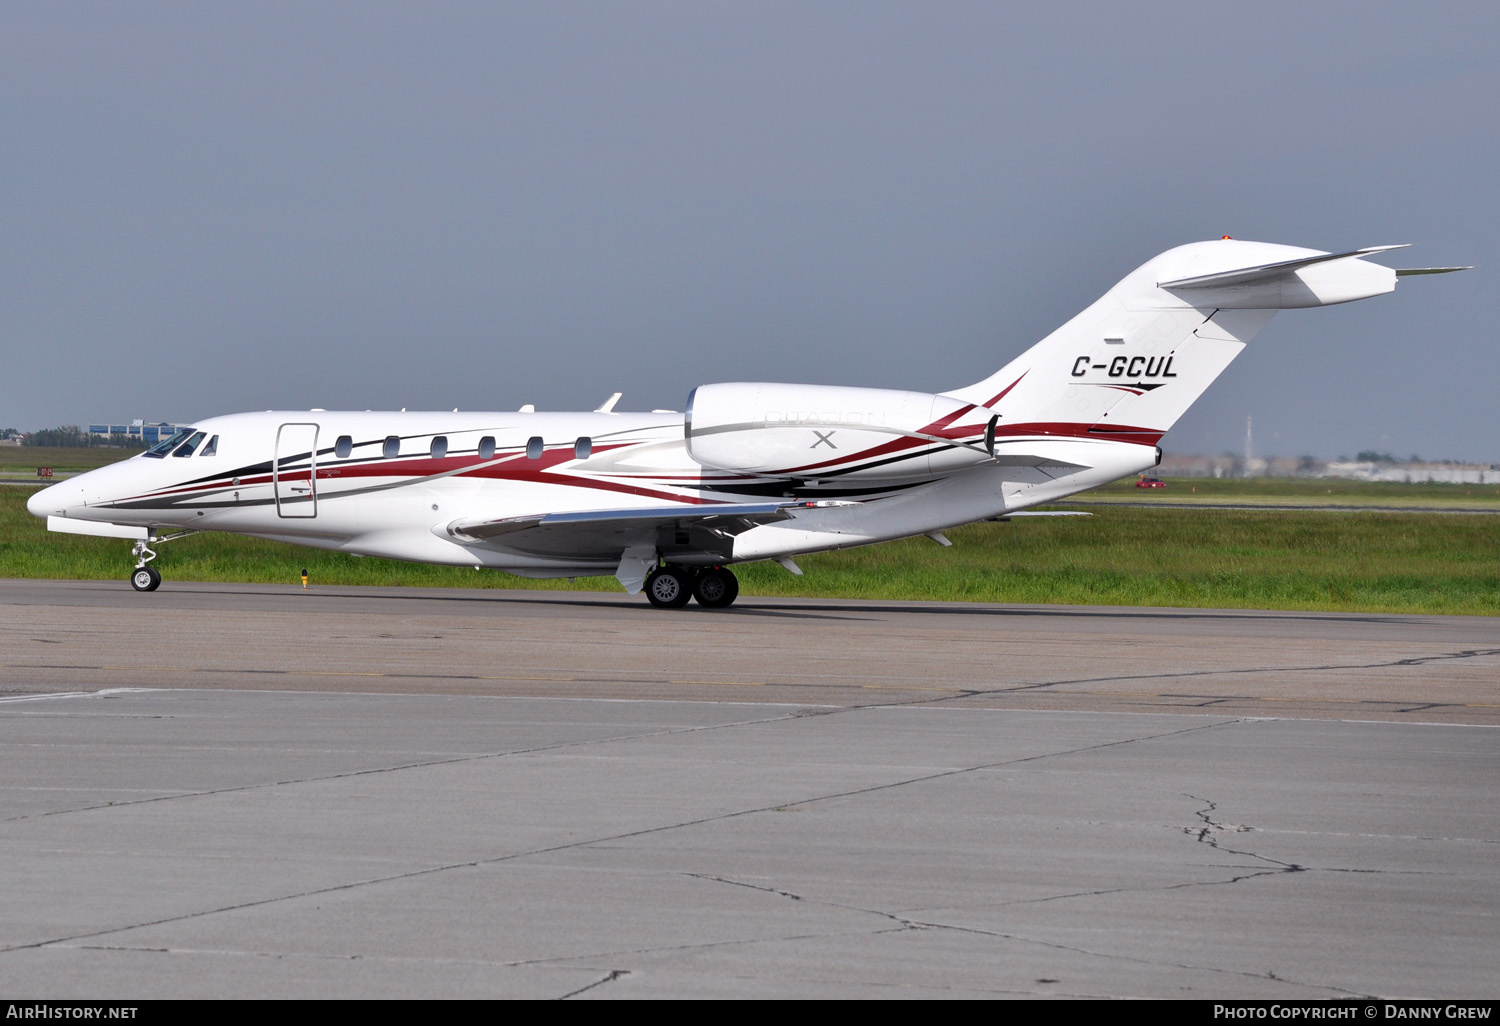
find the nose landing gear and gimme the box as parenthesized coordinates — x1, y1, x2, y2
(130, 540, 161, 591)
(125, 530, 197, 592)
(643, 565, 740, 609)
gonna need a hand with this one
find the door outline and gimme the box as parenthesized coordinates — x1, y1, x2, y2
(275, 423, 319, 518)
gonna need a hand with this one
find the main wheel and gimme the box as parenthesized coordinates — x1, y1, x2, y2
(130, 566, 161, 592)
(644, 566, 692, 608)
(693, 567, 739, 608)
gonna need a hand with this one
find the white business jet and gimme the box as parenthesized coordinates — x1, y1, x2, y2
(28, 239, 1465, 608)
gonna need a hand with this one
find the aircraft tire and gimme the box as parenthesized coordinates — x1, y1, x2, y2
(644, 566, 692, 609)
(131, 567, 161, 592)
(693, 567, 739, 608)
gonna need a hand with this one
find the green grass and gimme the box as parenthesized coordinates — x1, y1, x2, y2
(732, 510, 1499, 614)
(4, 484, 1496, 614)
(0, 446, 139, 476)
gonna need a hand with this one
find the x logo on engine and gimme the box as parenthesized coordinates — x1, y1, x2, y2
(810, 430, 837, 449)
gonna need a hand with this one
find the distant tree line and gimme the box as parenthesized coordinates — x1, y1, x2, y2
(21, 426, 145, 449)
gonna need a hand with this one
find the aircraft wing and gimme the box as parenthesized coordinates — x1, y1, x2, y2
(446, 499, 862, 554)
(447, 502, 793, 545)
(445, 500, 861, 592)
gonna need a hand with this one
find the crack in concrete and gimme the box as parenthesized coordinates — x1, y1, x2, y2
(70, 940, 644, 998)
(686, 873, 805, 903)
(994, 647, 1500, 696)
(558, 968, 628, 999)
(714, 718, 1236, 814)
(0, 711, 1430, 1000)
(11, 643, 1499, 721)
(679, 867, 1369, 998)
(667, 770, 1396, 998)
(900, 915, 1375, 998)
(1185, 794, 1305, 875)
(0, 715, 1226, 958)
(71, 939, 606, 971)
(513, 923, 912, 972)
(7, 699, 1445, 996)
(0, 706, 809, 825)
(686, 872, 940, 941)
(780, 647, 1500, 720)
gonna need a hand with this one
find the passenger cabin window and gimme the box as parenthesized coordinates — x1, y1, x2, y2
(172, 431, 206, 457)
(383, 436, 400, 459)
(478, 436, 496, 460)
(199, 435, 218, 457)
(526, 436, 544, 460)
(144, 428, 193, 458)
(430, 436, 448, 459)
(574, 436, 592, 459)
(335, 435, 353, 459)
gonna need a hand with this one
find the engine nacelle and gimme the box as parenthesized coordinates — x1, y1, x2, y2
(686, 382, 990, 481)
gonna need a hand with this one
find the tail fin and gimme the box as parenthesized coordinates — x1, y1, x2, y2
(944, 239, 1412, 446)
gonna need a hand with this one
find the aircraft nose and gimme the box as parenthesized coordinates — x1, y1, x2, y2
(27, 480, 82, 519)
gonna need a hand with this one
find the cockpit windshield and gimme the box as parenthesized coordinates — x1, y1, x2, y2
(171, 431, 207, 457)
(144, 428, 195, 458)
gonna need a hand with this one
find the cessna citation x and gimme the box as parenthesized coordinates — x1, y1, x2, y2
(29, 239, 1465, 608)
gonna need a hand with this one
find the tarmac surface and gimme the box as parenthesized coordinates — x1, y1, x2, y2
(1, 579, 1497, 998)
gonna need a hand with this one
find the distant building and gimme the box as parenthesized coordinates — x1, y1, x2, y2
(87, 419, 189, 446)
(1322, 461, 1499, 485)
(1158, 452, 1498, 483)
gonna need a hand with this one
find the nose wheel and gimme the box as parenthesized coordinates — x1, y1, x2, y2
(129, 538, 162, 592)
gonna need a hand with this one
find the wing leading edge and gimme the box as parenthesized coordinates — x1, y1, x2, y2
(447, 501, 798, 545)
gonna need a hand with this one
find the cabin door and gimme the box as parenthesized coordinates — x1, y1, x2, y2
(274, 423, 319, 518)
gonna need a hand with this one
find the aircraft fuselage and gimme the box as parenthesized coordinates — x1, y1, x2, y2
(30, 408, 1153, 575)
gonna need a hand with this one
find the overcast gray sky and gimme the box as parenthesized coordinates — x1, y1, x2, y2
(3, 2, 1494, 461)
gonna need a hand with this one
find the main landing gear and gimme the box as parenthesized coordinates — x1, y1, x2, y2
(643, 565, 740, 609)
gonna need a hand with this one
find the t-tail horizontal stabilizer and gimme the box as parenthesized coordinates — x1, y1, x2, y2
(946, 239, 1469, 445)
(1157, 244, 1415, 309)
(1155, 245, 1409, 290)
